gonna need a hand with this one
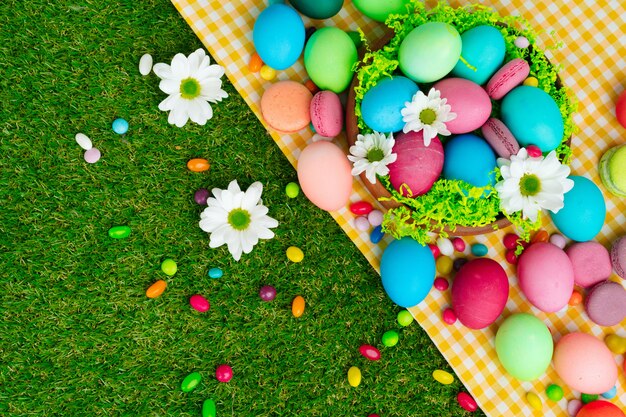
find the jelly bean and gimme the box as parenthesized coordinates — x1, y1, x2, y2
(370, 225, 384, 244)
(471, 243, 488, 257)
(428, 243, 441, 258)
(436, 256, 453, 275)
(604, 334, 626, 354)
(354, 216, 370, 231)
(215, 364, 233, 382)
(208, 267, 223, 279)
(75, 133, 92, 150)
(567, 399, 582, 417)
(84, 148, 101, 163)
(436, 237, 454, 256)
(581, 393, 598, 404)
(526, 392, 542, 411)
(112, 118, 129, 134)
(202, 399, 216, 417)
(304, 79, 319, 95)
(146, 280, 167, 298)
(248, 52, 263, 72)
(194, 188, 209, 205)
(442, 308, 457, 325)
(505, 249, 518, 265)
(549, 233, 567, 249)
(367, 210, 383, 227)
(350, 201, 373, 216)
(347, 366, 361, 387)
(292, 295, 305, 317)
(514, 36, 530, 48)
(259, 285, 276, 301)
(397, 310, 413, 327)
(286, 246, 304, 263)
(367, 415, 380, 417)
(285, 182, 300, 198)
(161, 259, 177, 276)
(382, 330, 399, 347)
(181, 371, 202, 392)
(359, 344, 381, 361)
(453, 258, 468, 272)
(568, 290, 583, 306)
(187, 158, 210, 172)
(139, 53, 153, 76)
(457, 392, 478, 412)
(347, 31, 363, 49)
(452, 237, 466, 252)
(503, 233, 521, 249)
(531, 229, 549, 243)
(434, 277, 449, 291)
(190, 295, 210, 312)
(523, 76, 539, 87)
(526, 145, 543, 158)
(601, 385, 617, 399)
(108, 225, 131, 239)
(545, 384, 564, 402)
(260, 65, 276, 81)
(432, 369, 454, 385)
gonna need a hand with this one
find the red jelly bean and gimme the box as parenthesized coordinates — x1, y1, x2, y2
(434, 277, 449, 291)
(359, 344, 381, 361)
(452, 237, 466, 252)
(526, 145, 542, 158)
(505, 249, 518, 265)
(457, 392, 478, 412)
(443, 308, 457, 325)
(350, 201, 373, 216)
(503, 233, 520, 250)
(428, 243, 441, 258)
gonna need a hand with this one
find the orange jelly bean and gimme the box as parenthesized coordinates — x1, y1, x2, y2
(292, 295, 305, 317)
(248, 52, 263, 72)
(568, 290, 583, 306)
(531, 230, 549, 243)
(146, 279, 167, 298)
(187, 158, 210, 172)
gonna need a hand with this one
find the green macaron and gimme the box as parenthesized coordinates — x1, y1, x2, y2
(599, 145, 626, 197)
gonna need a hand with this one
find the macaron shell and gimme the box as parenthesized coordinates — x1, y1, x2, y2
(485, 58, 530, 100)
(584, 281, 626, 326)
(566, 241, 613, 288)
(610, 236, 626, 279)
(599, 145, 626, 197)
(480, 117, 520, 158)
(261, 81, 312, 133)
(310, 91, 343, 137)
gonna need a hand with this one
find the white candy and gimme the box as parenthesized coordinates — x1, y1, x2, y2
(139, 53, 153, 76)
(354, 216, 370, 231)
(75, 133, 92, 150)
(436, 237, 454, 257)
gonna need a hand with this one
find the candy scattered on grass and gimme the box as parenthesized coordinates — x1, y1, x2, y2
(161, 258, 177, 276)
(285, 182, 300, 198)
(190, 294, 210, 312)
(215, 364, 233, 382)
(108, 225, 131, 239)
(359, 344, 381, 361)
(146, 280, 167, 298)
(75, 133, 92, 150)
(381, 330, 399, 347)
(457, 392, 478, 412)
(292, 295, 305, 317)
(432, 369, 454, 385)
(526, 392, 542, 411)
(523, 76, 539, 87)
(194, 188, 210, 205)
(397, 310, 413, 327)
(259, 285, 277, 301)
(181, 371, 202, 392)
(112, 118, 129, 134)
(286, 246, 304, 262)
(202, 399, 216, 417)
(545, 383, 564, 402)
(139, 53, 153, 75)
(514, 36, 530, 48)
(187, 158, 210, 172)
(347, 366, 361, 387)
(84, 148, 101, 163)
(208, 267, 223, 279)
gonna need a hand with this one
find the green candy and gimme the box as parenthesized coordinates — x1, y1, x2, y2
(285, 182, 300, 198)
(397, 310, 413, 327)
(108, 225, 131, 239)
(304, 27, 357, 93)
(202, 398, 216, 417)
(180, 371, 201, 393)
(382, 330, 399, 347)
(581, 393, 598, 404)
(545, 384, 563, 402)
(161, 258, 177, 276)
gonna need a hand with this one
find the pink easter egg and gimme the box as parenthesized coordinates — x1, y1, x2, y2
(433, 78, 492, 134)
(387, 130, 444, 197)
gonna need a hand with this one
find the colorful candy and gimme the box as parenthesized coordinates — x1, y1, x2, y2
(531, 229, 549, 243)
(139, 53, 153, 76)
(452, 257, 468, 272)
(397, 310, 413, 327)
(286, 246, 304, 262)
(108, 225, 131, 239)
(112, 118, 129, 134)
(523, 76, 539, 87)
(605, 334, 626, 354)
(514, 36, 530, 48)
(451, 237, 466, 252)
(549, 233, 567, 249)
(350, 201, 373, 215)
(146, 280, 167, 298)
(354, 216, 370, 231)
(434, 277, 449, 291)
(84, 147, 101, 163)
(260, 65, 276, 81)
(432, 369, 454, 385)
(215, 364, 233, 382)
(581, 393, 598, 404)
(457, 392, 478, 412)
(428, 244, 441, 258)
(181, 371, 202, 392)
(526, 145, 543, 158)
(187, 158, 210, 172)
(202, 399, 216, 417)
(75, 133, 92, 150)
(367, 210, 383, 227)
(381, 330, 399, 347)
(436, 256, 453, 275)
(161, 258, 177, 276)
(285, 182, 300, 198)
(259, 285, 277, 301)
(370, 225, 384, 244)
(303, 79, 319, 95)
(505, 249, 517, 265)
(248, 52, 263, 72)
(568, 290, 583, 306)
(436, 237, 454, 256)
(194, 188, 209, 205)
(208, 267, 223, 279)
(359, 344, 381, 361)
(347, 366, 361, 387)
(442, 308, 457, 325)
(601, 386, 617, 400)
(190, 295, 210, 312)
(503, 233, 521, 249)
(526, 392, 542, 411)
(567, 399, 583, 417)
(471, 243, 488, 257)
(292, 295, 305, 317)
(545, 384, 564, 401)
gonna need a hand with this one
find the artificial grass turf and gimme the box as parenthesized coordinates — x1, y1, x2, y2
(0, 1, 483, 416)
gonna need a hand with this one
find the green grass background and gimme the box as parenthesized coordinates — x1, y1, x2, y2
(0, 1, 482, 415)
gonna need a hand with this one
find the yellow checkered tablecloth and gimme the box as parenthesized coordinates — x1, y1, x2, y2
(170, 0, 625, 415)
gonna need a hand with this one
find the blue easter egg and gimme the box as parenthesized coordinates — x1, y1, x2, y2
(550, 176, 606, 242)
(451, 25, 505, 85)
(253, 4, 305, 70)
(501, 86, 564, 152)
(380, 237, 435, 307)
(443, 134, 497, 188)
(361, 76, 419, 133)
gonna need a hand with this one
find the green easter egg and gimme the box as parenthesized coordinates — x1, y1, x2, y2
(304, 27, 357, 93)
(353, 0, 411, 22)
(289, 0, 343, 19)
(398, 22, 462, 83)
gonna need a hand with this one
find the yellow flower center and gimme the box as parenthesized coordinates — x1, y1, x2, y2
(419, 108, 437, 125)
(180, 77, 201, 99)
(228, 209, 251, 231)
(367, 148, 384, 163)
(519, 174, 541, 196)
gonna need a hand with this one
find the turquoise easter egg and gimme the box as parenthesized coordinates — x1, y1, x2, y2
(398, 22, 462, 83)
(451, 25, 505, 85)
(289, 0, 343, 19)
(361, 76, 419, 133)
(380, 237, 436, 308)
(550, 176, 606, 242)
(304, 27, 357, 93)
(353, 0, 411, 22)
(253, 4, 305, 70)
(500, 86, 565, 152)
(443, 134, 497, 188)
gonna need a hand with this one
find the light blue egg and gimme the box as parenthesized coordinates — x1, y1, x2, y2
(253, 4, 304, 70)
(443, 134, 497, 188)
(501, 86, 564, 152)
(451, 25, 505, 85)
(550, 176, 606, 242)
(361, 76, 419, 133)
(380, 237, 435, 308)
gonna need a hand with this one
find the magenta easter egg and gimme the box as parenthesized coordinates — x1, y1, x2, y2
(387, 130, 444, 197)
(297, 141, 352, 211)
(517, 242, 574, 312)
(451, 258, 509, 329)
(433, 78, 492, 134)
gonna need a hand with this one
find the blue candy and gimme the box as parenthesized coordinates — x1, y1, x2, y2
(112, 118, 129, 134)
(471, 243, 488, 257)
(208, 267, 223, 279)
(370, 225, 384, 244)
(601, 385, 617, 399)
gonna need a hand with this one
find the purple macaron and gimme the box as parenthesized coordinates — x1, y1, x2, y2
(610, 236, 626, 279)
(584, 280, 626, 326)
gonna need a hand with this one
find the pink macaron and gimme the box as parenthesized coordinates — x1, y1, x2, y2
(485, 58, 530, 100)
(480, 118, 520, 158)
(433, 78, 492, 134)
(566, 241, 613, 288)
(610, 236, 626, 279)
(310, 90, 343, 138)
(585, 280, 626, 326)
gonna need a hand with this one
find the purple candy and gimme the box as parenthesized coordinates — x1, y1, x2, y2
(259, 285, 276, 301)
(194, 188, 210, 205)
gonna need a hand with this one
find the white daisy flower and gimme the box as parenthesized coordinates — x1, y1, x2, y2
(495, 148, 574, 222)
(153, 49, 228, 127)
(401, 88, 456, 146)
(348, 131, 397, 184)
(199, 180, 278, 261)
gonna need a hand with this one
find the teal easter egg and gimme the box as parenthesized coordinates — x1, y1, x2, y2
(361, 76, 419, 133)
(253, 4, 305, 70)
(550, 176, 606, 242)
(443, 134, 497, 188)
(501, 86, 565, 152)
(289, 0, 343, 19)
(398, 22, 462, 83)
(353, 0, 411, 22)
(380, 237, 436, 308)
(304, 27, 357, 93)
(451, 25, 505, 85)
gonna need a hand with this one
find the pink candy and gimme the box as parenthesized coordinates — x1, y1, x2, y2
(457, 392, 478, 412)
(452, 237, 466, 252)
(359, 344, 381, 361)
(434, 277, 449, 291)
(367, 210, 383, 227)
(526, 145, 543, 158)
(350, 201, 373, 215)
(215, 364, 233, 382)
(443, 308, 457, 325)
(567, 399, 582, 417)
(190, 294, 210, 312)
(354, 216, 370, 231)
(549, 233, 567, 249)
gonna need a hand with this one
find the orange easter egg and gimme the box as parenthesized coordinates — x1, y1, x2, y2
(187, 158, 210, 172)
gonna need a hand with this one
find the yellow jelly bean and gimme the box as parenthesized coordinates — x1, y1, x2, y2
(146, 280, 167, 298)
(436, 256, 453, 275)
(260, 65, 276, 81)
(347, 366, 361, 387)
(605, 334, 626, 354)
(432, 369, 454, 385)
(286, 246, 304, 263)
(523, 76, 539, 87)
(526, 392, 542, 411)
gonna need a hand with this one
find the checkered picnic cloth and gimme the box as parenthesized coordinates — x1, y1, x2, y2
(171, 0, 625, 414)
